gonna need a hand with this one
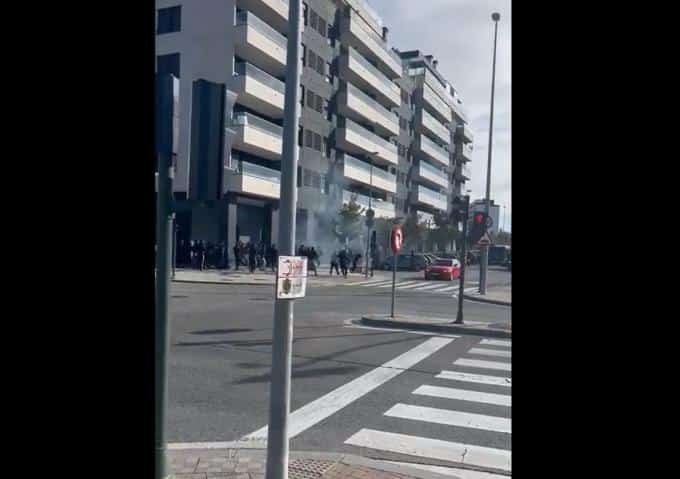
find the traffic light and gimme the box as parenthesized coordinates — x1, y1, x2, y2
(449, 195, 469, 224)
(469, 212, 488, 244)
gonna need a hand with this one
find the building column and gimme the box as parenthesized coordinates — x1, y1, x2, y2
(227, 200, 237, 251)
(271, 207, 280, 246)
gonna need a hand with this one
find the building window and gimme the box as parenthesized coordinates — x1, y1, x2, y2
(303, 2, 309, 26)
(157, 6, 181, 34)
(305, 130, 314, 148)
(298, 126, 303, 147)
(317, 17, 327, 37)
(301, 44, 307, 66)
(157, 53, 180, 78)
(315, 94, 323, 114)
(327, 25, 335, 47)
(313, 132, 322, 151)
(307, 50, 317, 70)
(316, 55, 325, 76)
(326, 62, 333, 83)
(306, 90, 315, 109)
(309, 9, 318, 30)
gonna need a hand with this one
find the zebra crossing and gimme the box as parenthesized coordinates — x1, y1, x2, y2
(347, 278, 480, 297)
(343, 338, 512, 476)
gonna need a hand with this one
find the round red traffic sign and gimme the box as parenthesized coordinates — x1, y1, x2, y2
(390, 225, 403, 253)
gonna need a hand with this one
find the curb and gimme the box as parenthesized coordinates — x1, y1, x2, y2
(360, 316, 511, 339)
(172, 279, 275, 286)
(463, 294, 511, 307)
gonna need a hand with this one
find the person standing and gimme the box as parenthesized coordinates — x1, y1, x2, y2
(338, 248, 348, 278)
(330, 251, 339, 276)
(197, 240, 206, 271)
(233, 242, 241, 271)
(248, 242, 256, 273)
(308, 247, 319, 277)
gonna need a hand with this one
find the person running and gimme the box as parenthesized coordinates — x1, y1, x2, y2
(338, 248, 349, 278)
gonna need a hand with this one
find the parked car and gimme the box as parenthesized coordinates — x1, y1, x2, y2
(381, 254, 429, 271)
(424, 258, 461, 281)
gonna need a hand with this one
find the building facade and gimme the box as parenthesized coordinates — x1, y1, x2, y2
(155, 0, 473, 255)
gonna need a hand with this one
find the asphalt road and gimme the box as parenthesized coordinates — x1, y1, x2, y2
(167, 276, 511, 472)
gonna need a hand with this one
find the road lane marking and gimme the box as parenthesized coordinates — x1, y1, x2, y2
(345, 429, 511, 473)
(384, 404, 511, 434)
(455, 358, 511, 372)
(394, 281, 432, 289)
(386, 461, 511, 478)
(243, 336, 455, 441)
(380, 281, 420, 289)
(436, 371, 511, 387)
(468, 348, 511, 358)
(480, 339, 511, 348)
(413, 385, 511, 407)
(432, 285, 460, 293)
(343, 319, 460, 338)
(350, 279, 393, 286)
(411, 283, 451, 291)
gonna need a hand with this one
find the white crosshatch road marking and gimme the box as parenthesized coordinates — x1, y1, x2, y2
(436, 370, 511, 387)
(413, 385, 511, 407)
(468, 348, 511, 358)
(345, 429, 511, 473)
(480, 339, 511, 348)
(243, 336, 455, 441)
(454, 358, 511, 372)
(384, 403, 511, 434)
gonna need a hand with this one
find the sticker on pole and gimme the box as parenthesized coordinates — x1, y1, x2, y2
(390, 225, 403, 253)
(276, 256, 308, 299)
(477, 232, 491, 246)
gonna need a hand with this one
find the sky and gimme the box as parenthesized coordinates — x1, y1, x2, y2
(368, 0, 512, 232)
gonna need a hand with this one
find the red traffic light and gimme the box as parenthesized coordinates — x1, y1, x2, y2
(474, 213, 485, 224)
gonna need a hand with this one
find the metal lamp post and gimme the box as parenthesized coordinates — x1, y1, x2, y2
(479, 12, 501, 295)
(364, 150, 379, 278)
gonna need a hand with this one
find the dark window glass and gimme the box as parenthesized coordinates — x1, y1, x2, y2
(327, 26, 335, 46)
(304, 169, 313, 187)
(157, 53, 180, 78)
(311, 171, 321, 188)
(308, 50, 316, 69)
(313, 133, 322, 151)
(310, 10, 318, 30)
(305, 130, 314, 148)
(307, 90, 315, 108)
(303, 3, 309, 25)
(302, 44, 307, 66)
(157, 6, 181, 34)
(297, 166, 302, 186)
(316, 56, 325, 75)
(315, 94, 323, 113)
(300, 85, 305, 107)
(298, 126, 303, 146)
(317, 17, 327, 37)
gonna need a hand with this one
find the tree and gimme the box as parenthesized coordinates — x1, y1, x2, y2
(425, 211, 459, 253)
(492, 230, 511, 246)
(401, 212, 428, 252)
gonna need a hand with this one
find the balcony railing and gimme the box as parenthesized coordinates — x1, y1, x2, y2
(234, 61, 285, 94)
(344, 155, 394, 183)
(234, 160, 281, 183)
(340, 9, 401, 78)
(418, 134, 450, 167)
(235, 10, 287, 51)
(420, 108, 450, 144)
(422, 83, 451, 121)
(417, 184, 448, 210)
(418, 160, 448, 187)
(343, 190, 395, 218)
(343, 154, 396, 193)
(344, 47, 400, 106)
(232, 111, 283, 137)
(342, 82, 399, 135)
(461, 163, 471, 179)
(461, 144, 473, 161)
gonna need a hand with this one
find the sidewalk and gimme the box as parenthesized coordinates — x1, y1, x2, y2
(172, 267, 389, 286)
(463, 285, 511, 306)
(168, 446, 492, 478)
(359, 314, 511, 338)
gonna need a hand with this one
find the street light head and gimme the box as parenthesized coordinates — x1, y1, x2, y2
(492, 12, 500, 21)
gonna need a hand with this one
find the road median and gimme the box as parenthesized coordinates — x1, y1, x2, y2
(360, 314, 511, 338)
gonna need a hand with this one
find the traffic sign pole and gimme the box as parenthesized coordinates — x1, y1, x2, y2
(265, 2, 302, 479)
(455, 196, 470, 324)
(389, 225, 402, 318)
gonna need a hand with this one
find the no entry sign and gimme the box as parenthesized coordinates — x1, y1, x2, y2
(390, 225, 403, 253)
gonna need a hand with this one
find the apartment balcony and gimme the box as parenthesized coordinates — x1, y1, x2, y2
(416, 160, 449, 189)
(231, 111, 283, 161)
(338, 47, 401, 109)
(459, 123, 474, 144)
(421, 82, 451, 124)
(234, 10, 287, 77)
(461, 143, 473, 162)
(342, 154, 396, 194)
(335, 118, 398, 166)
(455, 163, 471, 181)
(338, 9, 402, 80)
(414, 184, 448, 211)
(225, 161, 281, 199)
(235, 0, 289, 34)
(231, 61, 285, 119)
(343, 190, 396, 219)
(418, 108, 451, 145)
(416, 134, 450, 167)
(337, 82, 399, 137)
(423, 68, 469, 124)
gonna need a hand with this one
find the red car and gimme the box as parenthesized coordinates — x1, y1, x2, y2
(424, 258, 461, 281)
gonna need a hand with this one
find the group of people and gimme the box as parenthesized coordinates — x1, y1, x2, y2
(233, 241, 278, 273)
(176, 239, 278, 273)
(296, 245, 320, 277)
(329, 248, 369, 278)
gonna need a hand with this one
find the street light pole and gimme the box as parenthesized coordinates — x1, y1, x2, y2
(364, 151, 379, 278)
(479, 12, 500, 295)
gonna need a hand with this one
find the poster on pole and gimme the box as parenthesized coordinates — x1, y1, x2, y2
(276, 256, 308, 299)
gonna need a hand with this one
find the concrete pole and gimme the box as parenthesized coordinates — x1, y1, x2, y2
(265, 2, 303, 478)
